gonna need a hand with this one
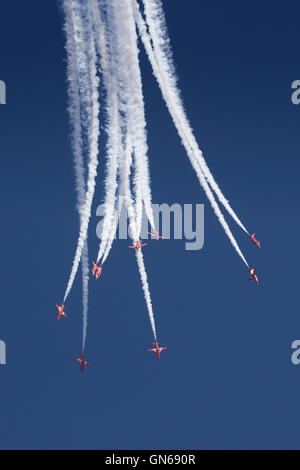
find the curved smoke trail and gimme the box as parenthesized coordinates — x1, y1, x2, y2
(91, 0, 120, 263)
(63, 0, 100, 304)
(134, 3, 248, 266)
(137, 0, 249, 244)
(63, 0, 91, 351)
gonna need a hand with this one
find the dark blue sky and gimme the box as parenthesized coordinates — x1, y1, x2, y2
(0, 0, 300, 450)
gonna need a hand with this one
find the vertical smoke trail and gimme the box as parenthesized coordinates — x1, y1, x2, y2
(137, 0, 249, 236)
(105, 0, 141, 237)
(92, 0, 150, 265)
(108, 0, 156, 236)
(63, 0, 90, 351)
(135, 250, 157, 340)
(63, 0, 86, 207)
(121, 136, 158, 340)
(101, 201, 120, 263)
(91, 0, 120, 263)
(94, 0, 159, 338)
(125, 0, 156, 233)
(81, 240, 89, 350)
(101, 0, 142, 242)
(63, 0, 100, 303)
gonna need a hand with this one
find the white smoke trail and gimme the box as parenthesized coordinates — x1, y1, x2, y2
(101, 202, 120, 263)
(137, 0, 249, 237)
(63, 0, 100, 303)
(125, 0, 156, 233)
(133, 0, 249, 266)
(106, 0, 142, 237)
(100, 127, 122, 265)
(108, 0, 156, 236)
(63, 0, 86, 207)
(92, 0, 150, 265)
(108, 0, 157, 341)
(135, 250, 157, 340)
(120, 132, 157, 340)
(63, 0, 91, 351)
(92, 0, 142, 265)
(90, 0, 120, 263)
(135, 4, 248, 266)
(81, 240, 89, 350)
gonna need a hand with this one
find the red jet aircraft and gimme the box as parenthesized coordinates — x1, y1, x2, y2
(248, 267, 259, 285)
(92, 261, 102, 280)
(250, 233, 261, 248)
(148, 342, 167, 360)
(56, 303, 67, 320)
(129, 240, 147, 251)
(76, 353, 90, 373)
(148, 231, 165, 240)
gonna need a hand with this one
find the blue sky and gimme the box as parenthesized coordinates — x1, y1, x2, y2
(0, 0, 300, 449)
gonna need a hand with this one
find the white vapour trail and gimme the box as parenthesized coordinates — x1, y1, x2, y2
(63, 0, 90, 351)
(126, 0, 156, 233)
(96, 0, 139, 249)
(111, 0, 158, 338)
(94, 0, 149, 265)
(134, 0, 248, 266)
(81, 240, 89, 350)
(64, 0, 100, 303)
(63, 0, 86, 208)
(109, 0, 156, 236)
(108, 0, 142, 237)
(135, 249, 157, 340)
(135, 2, 247, 267)
(90, 0, 120, 263)
(137, 0, 249, 237)
(93, 0, 142, 265)
(100, 125, 122, 265)
(102, 202, 120, 263)
(121, 133, 157, 340)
